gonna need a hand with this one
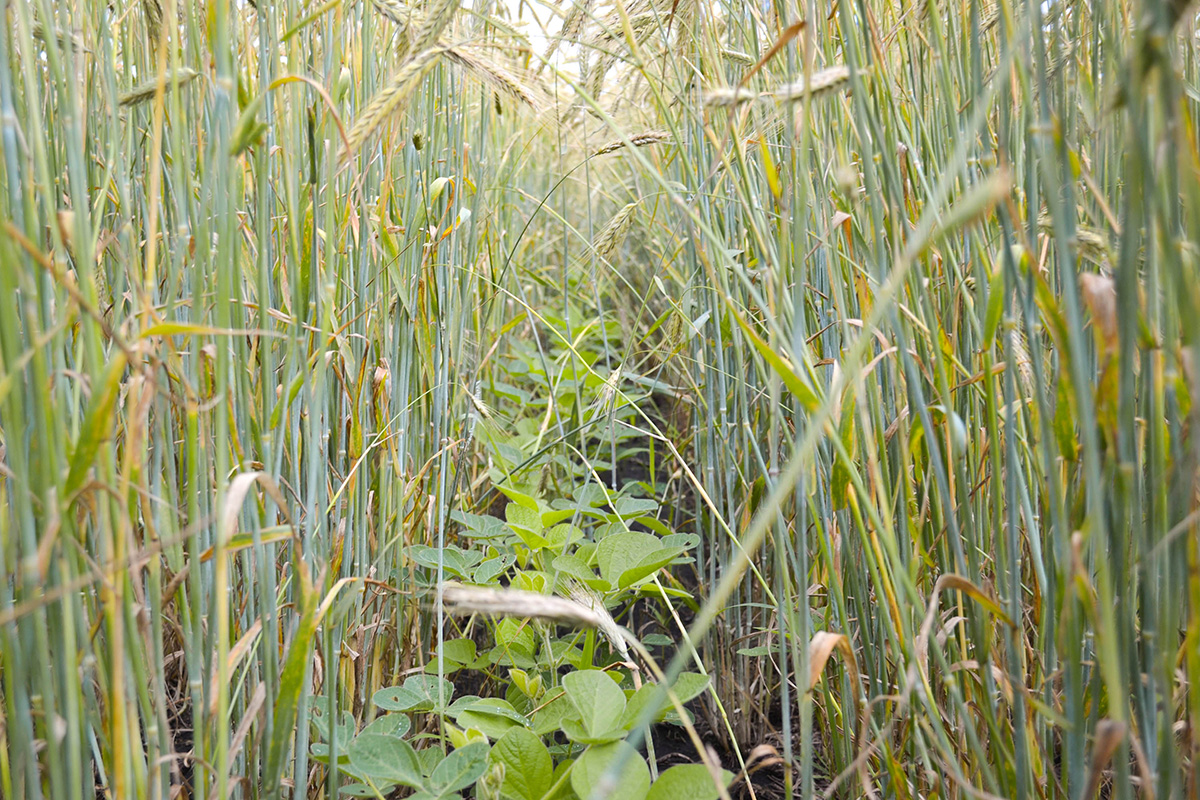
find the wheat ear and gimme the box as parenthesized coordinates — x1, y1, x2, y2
(594, 130, 670, 156)
(443, 46, 546, 113)
(441, 581, 632, 661)
(592, 201, 639, 260)
(119, 68, 200, 107)
(410, 0, 459, 53)
(770, 65, 854, 101)
(343, 47, 445, 160)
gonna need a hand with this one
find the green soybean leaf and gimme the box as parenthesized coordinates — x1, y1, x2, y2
(360, 713, 412, 738)
(454, 698, 530, 740)
(494, 617, 535, 647)
(646, 764, 733, 800)
(490, 727, 553, 800)
(489, 643, 537, 669)
(619, 673, 710, 730)
(611, 496, 658, 519)
(660, 533, 700, 551)
(456, 698, 530, 725)
(440, 638, 478, 665)
(597, 532, 659, 587)
(572, 484, 610, 507)
(374, 675, 454, 713)
(540, 506, 577, 527)
(532, 688, 579, 735)
(410, 544, 478, 579)
(559, 718, 626, 745)
(571, 741, 650, 800)
(736, 645, 774, 657)
(347, 733, 424, 788)
(552, 554, 610, 591)
(544, 523, 584, 551)
(496, 482, 540, 511)
(452, 510, 508, 539)
(510, 571, 548, 594)
(340, 783, 394, 797)
(309, 702, 355, 743)
(360, 714, 412, 743)
(620, 685, 669, 729)
(671, 673, 710, 704)
(636, 584, 695, 604)
(617, 548, 684, 589)
(474, 554, 516, 584)
(563, 670, 626, 739)
(633, 516, 673, 537)
(427, 638, 483, 674)
(416, 746, 444, 775)
(429, 741, 491, 794)
(506, 503, 550, 549)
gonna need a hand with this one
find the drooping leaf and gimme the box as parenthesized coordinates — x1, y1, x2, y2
(264, 577, 359, 790)
(65, 351, 127, 498)
(725, 303, 821, 412)
(982, 259, 1007, 349)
